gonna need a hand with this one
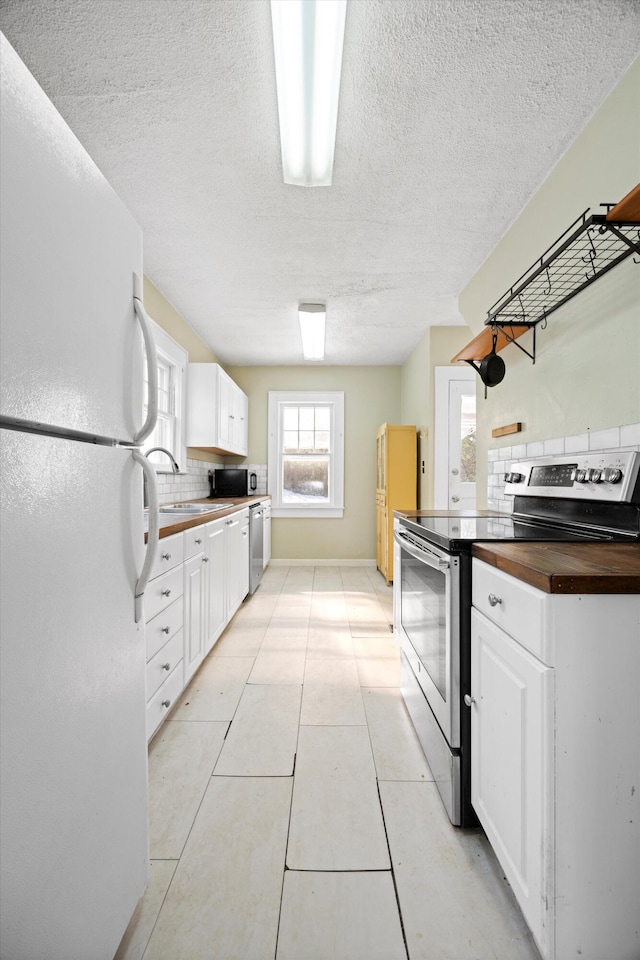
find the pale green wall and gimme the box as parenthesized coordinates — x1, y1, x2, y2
(458, 58, 640, 505)
(400, 325, 473, 508)
(226, 365, 402, 560)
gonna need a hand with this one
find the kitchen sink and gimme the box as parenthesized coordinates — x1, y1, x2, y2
(159, 502, 233, 514)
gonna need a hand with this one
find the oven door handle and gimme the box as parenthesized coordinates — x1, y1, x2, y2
(394, 529, 450, 571)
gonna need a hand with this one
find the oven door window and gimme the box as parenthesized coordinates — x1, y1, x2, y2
(401, 553, 448, 700)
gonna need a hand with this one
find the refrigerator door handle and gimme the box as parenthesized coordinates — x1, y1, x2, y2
(132, 450, 159, 623)
(132, 273, 159, 446)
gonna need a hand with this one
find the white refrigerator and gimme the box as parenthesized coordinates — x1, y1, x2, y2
(0, 36, 158, 960)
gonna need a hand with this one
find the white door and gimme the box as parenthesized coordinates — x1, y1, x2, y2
(434, 366, 477, 510)
(448, 379, 477, 510)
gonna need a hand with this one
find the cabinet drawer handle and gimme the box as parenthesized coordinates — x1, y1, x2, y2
(161, 588, 172, 598)
(161, 625, 170, 634)
(488, 593, 502, 607)
(195, 538, 202, 544)
(464, 694, 476, 707)
(161, 552, 171, 561)
(162, 662, 171, 671)
(161, 699, 171, 709)
(202, 556, 209, 563)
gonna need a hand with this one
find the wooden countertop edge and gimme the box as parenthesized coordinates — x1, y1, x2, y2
(145, 496, 270, 542)
(472, 543, 640, 594)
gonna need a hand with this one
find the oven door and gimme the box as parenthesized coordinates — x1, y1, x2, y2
(394, 526, 461, 748)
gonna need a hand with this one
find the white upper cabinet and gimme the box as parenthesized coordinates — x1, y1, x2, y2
(186, 363, 248, 456)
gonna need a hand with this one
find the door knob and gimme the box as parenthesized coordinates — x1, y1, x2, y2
(451, 468, 459, 476)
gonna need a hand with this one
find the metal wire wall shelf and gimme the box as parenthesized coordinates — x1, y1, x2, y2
(452, 186, 640, 366)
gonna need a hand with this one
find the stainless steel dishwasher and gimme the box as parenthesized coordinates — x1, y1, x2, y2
(249, 503, 264, 594)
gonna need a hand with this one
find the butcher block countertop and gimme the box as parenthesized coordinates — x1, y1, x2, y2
(145, 496, 270, 541)
(472, 541, 640, 594)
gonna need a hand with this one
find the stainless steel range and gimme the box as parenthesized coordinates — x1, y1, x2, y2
(394, 451, 640, 827)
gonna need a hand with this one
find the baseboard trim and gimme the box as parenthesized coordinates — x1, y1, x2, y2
(268, 558, 377, 567)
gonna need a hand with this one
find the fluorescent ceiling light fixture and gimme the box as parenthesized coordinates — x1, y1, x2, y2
(298, 303, 326, 360)
(270, 0, 347, 186)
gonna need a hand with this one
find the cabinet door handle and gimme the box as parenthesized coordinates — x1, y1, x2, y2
(161, 588, 171, 598)
(464, 694, 476, 707)
(161, 552, 171, 561)
(488, 593, 502, 607)
(162, 626, 170, 634)
(195, 538, 202, 544)
(202, 556, 209, 563)
(161, 699, 171, 709)
(162, 662, 171, 671)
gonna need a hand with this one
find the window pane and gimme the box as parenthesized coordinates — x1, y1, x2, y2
(460, 394, 476, 484)
(299, 407, 315, 430)
(283, 407, 299, 430)
(315, 430, 330, 452)
(282, 457, 329, 503)
(282, 431, 299, 453)
(315, 406, 330, 430)
(299, 430, 314, 451)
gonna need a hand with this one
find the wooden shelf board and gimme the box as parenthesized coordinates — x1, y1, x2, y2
(606, 182, 640, 223)
(451, 324, 530, 363)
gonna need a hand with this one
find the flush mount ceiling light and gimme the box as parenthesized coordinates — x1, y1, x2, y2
(270, 0, 347, 187)
(298, 303, 326, 360)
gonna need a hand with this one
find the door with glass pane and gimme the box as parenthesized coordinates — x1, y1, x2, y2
(448, 381, 476, 510)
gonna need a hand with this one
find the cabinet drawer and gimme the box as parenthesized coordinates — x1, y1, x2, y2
(146, 629, 184, 702)
(149, 531, 184, 580)
(145, 595, 184, 662)
(472, 559, 547, 660)
(184, 525, 206, 560)
(145, 564, 184, 623)
(146, 660, 184, 741)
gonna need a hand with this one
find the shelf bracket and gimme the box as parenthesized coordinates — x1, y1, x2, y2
(492, 323, 536, 364)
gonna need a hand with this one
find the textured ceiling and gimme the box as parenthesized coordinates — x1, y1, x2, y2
(1, 1, 639, 365)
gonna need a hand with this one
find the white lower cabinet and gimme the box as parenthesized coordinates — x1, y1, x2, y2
(144, 533, 185, 740)
(183, 552, 206, 683)
(144, 504, 254, 739)
(204, 516, 227, 653)
(470, 559, 640, 960)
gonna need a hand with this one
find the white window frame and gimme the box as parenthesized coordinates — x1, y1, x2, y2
(143, 320, 188, 474)
(268, 391, 344, 518)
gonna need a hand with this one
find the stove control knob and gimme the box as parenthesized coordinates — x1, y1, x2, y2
(504, 472, 524, 484)
(574, 469, 587, 483)
(588, 468, 603, 483)
(602, 467, 622, 484)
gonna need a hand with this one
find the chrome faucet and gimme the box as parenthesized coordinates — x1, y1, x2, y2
(144, 447, 180, 473)
(143, 447, 180, 507)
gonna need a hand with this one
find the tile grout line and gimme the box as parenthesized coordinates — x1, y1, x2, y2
(376, 778, 411, 960)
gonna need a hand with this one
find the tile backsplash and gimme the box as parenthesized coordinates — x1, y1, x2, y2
(155, 460, 268, 504)
(487, 421, 640, 512)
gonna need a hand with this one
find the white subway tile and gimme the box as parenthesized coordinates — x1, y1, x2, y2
(588, 427, 620, 452)
(487, 448, 499, 461)
(543, 437, 564, 456)
(510, 444, 527, 460)
(620, 423, 640, 447)
(526, 441, 544, 457)
(564, 433, 589, 454)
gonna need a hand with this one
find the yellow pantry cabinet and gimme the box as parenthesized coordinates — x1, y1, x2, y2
(376, 424, 417, 584)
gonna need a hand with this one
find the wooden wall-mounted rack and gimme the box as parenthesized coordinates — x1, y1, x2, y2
(452, 183, 640, 365)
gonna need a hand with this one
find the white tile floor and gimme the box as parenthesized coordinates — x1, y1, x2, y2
(116, 564, 542, 960)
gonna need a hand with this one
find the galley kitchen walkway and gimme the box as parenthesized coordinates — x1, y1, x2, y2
(115, 563, 541, 960)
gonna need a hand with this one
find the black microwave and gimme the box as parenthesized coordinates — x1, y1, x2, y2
(211, 468, 247, 498)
